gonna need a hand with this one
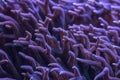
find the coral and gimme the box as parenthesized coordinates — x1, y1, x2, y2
(0, 0, 120, 80)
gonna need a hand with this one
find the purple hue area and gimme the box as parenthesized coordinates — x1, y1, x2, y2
(0, 0, 120, 80)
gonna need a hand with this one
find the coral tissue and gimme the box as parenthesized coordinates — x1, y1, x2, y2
(0, 0, 120, 80)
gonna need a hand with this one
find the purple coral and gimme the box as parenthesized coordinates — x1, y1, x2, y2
(0, 0, 120, 80)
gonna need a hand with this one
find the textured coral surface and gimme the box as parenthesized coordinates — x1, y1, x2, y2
(0, 0, 120, 80)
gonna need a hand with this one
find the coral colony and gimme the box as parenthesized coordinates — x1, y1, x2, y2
(0, 0, 120, 80)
